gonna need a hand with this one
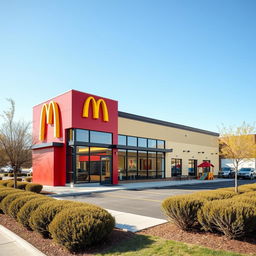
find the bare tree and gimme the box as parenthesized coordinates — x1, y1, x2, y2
(219, 122, 256, 193)
(0, 99, 32, 188)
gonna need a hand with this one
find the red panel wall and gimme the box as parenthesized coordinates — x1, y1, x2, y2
(32, 90, 118, 186)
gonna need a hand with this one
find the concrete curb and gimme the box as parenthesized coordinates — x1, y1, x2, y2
(0, 225, 46, 256)
(49, 179, 232, 197)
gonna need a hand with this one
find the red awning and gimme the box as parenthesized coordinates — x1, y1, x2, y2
(197, 162, 214, 168)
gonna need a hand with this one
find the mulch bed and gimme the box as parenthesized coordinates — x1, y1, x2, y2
(2, 212, 256, 255)
(0, 214, 134, 256)
(139, 222, 256, 255)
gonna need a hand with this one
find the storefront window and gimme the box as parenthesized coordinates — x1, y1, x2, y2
(127, 150, 137, 179)
(76, 129, 89, 142)
(118, 135, 126, 146)
(157, 140, 165, 149)
(118, 150, 126, 180)
(188, 159, 197, 176)
(157, 152, 165, 178)
(171, 158, 182, 176)
(138, 138, 147, 148)
(148, 152, 157, 179)
(138, 151, 147, 179)
(90, 131, 112, 144)
(127, 136, 137, 147)
(148, 139, 157, 148)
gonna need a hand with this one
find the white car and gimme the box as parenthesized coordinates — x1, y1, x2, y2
(1, 166, 14, 173)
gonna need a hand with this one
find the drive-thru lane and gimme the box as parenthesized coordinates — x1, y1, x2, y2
(63, 180, 256, 219)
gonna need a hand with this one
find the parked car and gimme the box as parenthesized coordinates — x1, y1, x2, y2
(218, 167, 235, 178)
(237, 168, 256, 180)
(0, 166, 13, 173)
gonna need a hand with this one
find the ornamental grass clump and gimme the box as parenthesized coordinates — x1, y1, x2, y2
(29, 200, 86, 237)
(162, 195, 205, 230)
(198, 199, 256, 239)
(49, 206, 115, 252)
(17, 197, 54, 229)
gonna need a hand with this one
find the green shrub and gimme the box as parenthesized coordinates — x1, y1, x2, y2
(30, 200, 84, 237)
(0, 189, 23, 204)
(193, 190, 236, 200)
(1, 192, 33, 214)
(0, 180, 12, 187)
(49, 206, 115, 252)
(162, 195, 205, 230)
(8, 194, 41, 219)
(8, 173, 14, 177)
(3, 173, 8, 177)
(25, 183, 43, 193)
(25, 177, 32, 182)
(17, 197, 54, 229)
(198, 199, 256, 239)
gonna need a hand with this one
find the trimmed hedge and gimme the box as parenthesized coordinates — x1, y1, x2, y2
(30, 200, 85, 237)
(8, 173, 14, 177)
(25, 183, 43, 193)
(193, 190, 236, 201)
(162, 195, 205, 230)
(9, 194, 41, 219)
(25, 177, 32, 182)
(1, 192, 33, 214)
(0, 180, 12, 186)
(17, 197, 54, 229)
(0, 189, 24, 204)
(198, 199, 256, 239)
(7, 181, 25, 188)
(49, 206, 115, 252)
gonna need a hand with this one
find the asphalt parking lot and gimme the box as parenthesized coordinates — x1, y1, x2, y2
(64, 179, 256, 219)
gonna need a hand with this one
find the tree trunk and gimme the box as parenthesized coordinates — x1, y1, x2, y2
(235, 168, 238, 193)
(14, 166, 17, 189)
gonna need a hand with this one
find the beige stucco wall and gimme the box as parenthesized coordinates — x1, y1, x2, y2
(118, 117, 219, 177)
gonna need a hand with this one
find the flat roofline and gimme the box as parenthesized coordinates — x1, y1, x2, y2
(118, 111, 219, 137)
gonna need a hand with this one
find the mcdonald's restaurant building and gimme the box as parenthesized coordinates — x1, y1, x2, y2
(32, 90, 219, 186)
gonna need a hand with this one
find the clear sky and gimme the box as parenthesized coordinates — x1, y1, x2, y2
(0, 0, 255, 133)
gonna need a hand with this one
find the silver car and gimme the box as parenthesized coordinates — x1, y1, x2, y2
(237, 168, 256, 180)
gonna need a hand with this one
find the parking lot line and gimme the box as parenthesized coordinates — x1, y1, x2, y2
(103, 194, 162, 202)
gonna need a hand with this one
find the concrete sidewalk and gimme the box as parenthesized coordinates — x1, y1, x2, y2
(44, 178, 228, 197)
(107, 209, 167, 232)
(0, 225, 45, 256)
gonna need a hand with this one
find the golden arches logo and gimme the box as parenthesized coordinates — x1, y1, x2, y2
(82, 96, 109, 122)
(39, 101, 61, 141)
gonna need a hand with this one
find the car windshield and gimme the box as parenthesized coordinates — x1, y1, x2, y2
(222, 168, 231, 172)
(239, 168, 251, 172)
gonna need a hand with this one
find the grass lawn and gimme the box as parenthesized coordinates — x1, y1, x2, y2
(96, 234, 245, 256)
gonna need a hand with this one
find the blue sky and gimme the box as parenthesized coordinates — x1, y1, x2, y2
(0, 0, 255, 132)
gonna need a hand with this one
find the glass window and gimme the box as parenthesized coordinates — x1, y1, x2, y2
(138, 138, 147, 147)
(76, 129, 89, 142)
(90, 131, 112, 144)
(148, 152, 157, 179)
(148, 139, 157, 148)
(75, 146, 89, 183)
(188, 159, 197, 176)
(138, 151, 147, 179)
(127, 136, 137, 147)
(118, 135, 126, 146)
(171, 158, 182, 176)
(127, 150, 137, 179)
(157, 140, 165, 149)
(118, 150, 127, 181)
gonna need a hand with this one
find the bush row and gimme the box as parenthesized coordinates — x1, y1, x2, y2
(0, 180, 42, 193)
(162, 183, 256, 239)
(0, 186, 115, 252)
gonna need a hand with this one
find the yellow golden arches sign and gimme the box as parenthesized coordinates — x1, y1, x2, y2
(39, 101, 61, 141)
(82, 96, 109, 122)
